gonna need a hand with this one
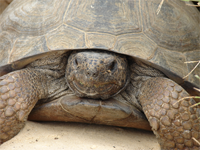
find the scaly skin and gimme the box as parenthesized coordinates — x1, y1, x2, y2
(0, 69, 46, 144)
(139, 77, 200, 149)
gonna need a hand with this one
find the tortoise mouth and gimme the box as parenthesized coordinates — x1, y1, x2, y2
(72, 80, 118, 99)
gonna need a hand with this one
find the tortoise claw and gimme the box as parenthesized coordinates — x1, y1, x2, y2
(139, 77, 200, 149)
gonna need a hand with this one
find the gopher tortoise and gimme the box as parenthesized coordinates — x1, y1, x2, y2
(0, 0, 200, 149)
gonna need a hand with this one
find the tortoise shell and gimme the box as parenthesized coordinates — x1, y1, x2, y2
(0, 0, 200, 96)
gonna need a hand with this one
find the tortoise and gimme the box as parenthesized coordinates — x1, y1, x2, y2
(0, 0, 200, 149)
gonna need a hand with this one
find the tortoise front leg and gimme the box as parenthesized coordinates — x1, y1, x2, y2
(139, 77, 200, 149)
(0, 69, 46, 144)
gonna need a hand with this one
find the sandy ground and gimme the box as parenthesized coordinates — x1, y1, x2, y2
(1, 121, 160, 150)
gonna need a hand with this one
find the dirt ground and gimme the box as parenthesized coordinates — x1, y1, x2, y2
(1, 121, 160, 150)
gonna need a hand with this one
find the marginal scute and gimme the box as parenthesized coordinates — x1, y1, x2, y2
(149, 47, 189, 84)
(185, 51, 200, 85)
(9, 36, 48, 63)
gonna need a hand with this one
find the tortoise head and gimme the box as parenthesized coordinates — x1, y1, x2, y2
(66, 50, 130, 99)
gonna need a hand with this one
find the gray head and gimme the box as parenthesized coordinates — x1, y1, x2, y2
(66, 50, 130, 99)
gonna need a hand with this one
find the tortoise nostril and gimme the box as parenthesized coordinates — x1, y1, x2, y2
(86, 71, 98, 77)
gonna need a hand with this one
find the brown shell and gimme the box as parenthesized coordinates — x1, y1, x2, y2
(0, 0, 200, 95)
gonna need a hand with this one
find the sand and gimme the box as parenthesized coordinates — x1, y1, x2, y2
(1, 121, 160, 150)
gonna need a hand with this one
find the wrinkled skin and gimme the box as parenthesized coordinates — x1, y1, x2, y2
(0, 50, 199, 150)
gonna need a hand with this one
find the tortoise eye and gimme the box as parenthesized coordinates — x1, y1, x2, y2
(108, 60, 117, 72)
(75, 58, 78, 66)
(75, 56, 82, 66)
